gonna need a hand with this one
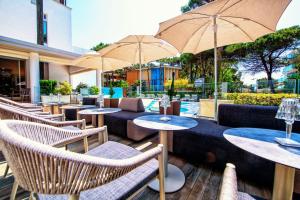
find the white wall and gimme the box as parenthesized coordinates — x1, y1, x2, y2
(0, 0, 37, 43)
(48, 63, 70, 82)
(0, 0, 72, 51)
(44, 0, 72, 51)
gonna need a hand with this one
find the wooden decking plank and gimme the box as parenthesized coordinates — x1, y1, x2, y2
(186, 166, 212, 200)
(200, 170, 222, 200)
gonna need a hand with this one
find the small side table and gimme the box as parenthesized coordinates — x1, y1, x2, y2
(78, 108, 121, 127)
(60, 105, 96, 120)
(133, 115, 198, 193)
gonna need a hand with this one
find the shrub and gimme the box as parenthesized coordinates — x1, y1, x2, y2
(111, 80, 129, 88)
(40, 80, 57, 95)
(55, 81, 72, 95)
(109, 83, 115, 98)
(89, 86, 99, 95)
(225, 93, 298, 106)
(164, 78, 189, 89)
(76, 82, 88, 93)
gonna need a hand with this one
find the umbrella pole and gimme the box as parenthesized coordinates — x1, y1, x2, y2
(213, 16, 218, 120)
(138, 42, 142, 97)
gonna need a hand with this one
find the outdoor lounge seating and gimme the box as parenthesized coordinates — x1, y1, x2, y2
(171, 104, 300, 186)
(0, 120, 165, 200)
(104, 98, 158, 141)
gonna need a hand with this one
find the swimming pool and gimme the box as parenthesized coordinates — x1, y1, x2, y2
(143, 99, 199, 117)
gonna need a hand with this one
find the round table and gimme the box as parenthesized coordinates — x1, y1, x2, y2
(133, 115, 198, 193)
(43, 102, 68, 114)
(60, 105, 96, 120)
(78, 108, 121, 127)
(224, 128, 300, 200)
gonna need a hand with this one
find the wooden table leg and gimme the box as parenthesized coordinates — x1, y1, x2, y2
(272, 163, 295, 200)
(51, 105, 55, 114)
(98, 114, 104, 127)
(92, 115, 97, 127)
(76, 108, 81, 121)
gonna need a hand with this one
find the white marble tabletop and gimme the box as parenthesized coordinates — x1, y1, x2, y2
(224, 128, 300, 169)
(133, 115, 198, 131)
(78, 108, 121, 115)
(60, 105, 96, 110)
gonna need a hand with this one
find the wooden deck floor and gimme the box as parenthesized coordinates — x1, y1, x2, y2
(0, 133, 272, 200)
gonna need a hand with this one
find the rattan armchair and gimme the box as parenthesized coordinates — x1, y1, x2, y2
(0, 102, 65, 121)
(0, 120, 165, 200)
(219, 163, 257, 200)
(0, 103, 85, 129)
(0, 96, 42, 109)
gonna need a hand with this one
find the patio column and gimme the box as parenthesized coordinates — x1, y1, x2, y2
(29, 52, 40, 103)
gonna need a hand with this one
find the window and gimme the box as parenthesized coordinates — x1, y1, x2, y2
(43, 14, 48, 45)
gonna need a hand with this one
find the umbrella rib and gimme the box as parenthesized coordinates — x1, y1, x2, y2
(147, 43, 178, 57)
(216, 0, 231, 14)
(218, 0, 243, 14)
(192, 21, 212, 53)
(157, 16, 210, 36)
(218, 17, 255, 41)
(221, 15, 275, 32)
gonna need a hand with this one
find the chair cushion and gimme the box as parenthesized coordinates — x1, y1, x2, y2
(119, 98, 145, 112)
(38, 141, 158, 200)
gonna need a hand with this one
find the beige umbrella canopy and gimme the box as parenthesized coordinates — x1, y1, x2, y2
(156, 0, 291, 118)
(72, 52, 131, 92)
(98, 35, 178, 95)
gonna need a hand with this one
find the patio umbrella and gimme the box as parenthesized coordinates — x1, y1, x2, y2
(98, 35, 178, 96)
(156, 0, 291, 119)
(72, 52, 131, 93)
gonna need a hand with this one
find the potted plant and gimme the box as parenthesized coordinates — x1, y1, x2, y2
(160, 72, 181, 115)
(104, 83, 119, 108)
(89, 85, 99, 96)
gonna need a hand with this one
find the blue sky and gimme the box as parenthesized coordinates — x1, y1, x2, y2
(68, 0, 300, 50)
(68, 0, 300, 86)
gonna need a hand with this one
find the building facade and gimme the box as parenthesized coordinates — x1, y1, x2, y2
(126, 63, 181, 91)
(0, 0, 83, 103)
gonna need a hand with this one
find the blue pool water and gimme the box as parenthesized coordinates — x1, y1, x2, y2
(145, 100, 199, 116)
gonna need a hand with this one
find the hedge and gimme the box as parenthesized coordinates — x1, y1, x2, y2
(225, 93, 298, 106)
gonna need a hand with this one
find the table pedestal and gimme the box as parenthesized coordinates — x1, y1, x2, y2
(148, 130, 185, 193)
(91, 114, 104, 127)
(272, 163, 295, 200)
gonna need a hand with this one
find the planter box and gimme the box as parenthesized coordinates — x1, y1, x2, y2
(159, 100, 181, 116)
(41, 95, 70, 104)
(199, 99, 234, 118)
(104, 98, 119, 108)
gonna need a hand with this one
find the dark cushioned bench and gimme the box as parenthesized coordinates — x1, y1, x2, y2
(173, 104, 300, 186)
(104, 98, 158, 141)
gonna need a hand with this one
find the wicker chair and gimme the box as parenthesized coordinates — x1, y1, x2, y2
(0, 103, 85, 129)
(219, 163, 257, 200)
(0, 102, 65, 121)
(0, 120, 165, 200)
(0, 96, 42, 109)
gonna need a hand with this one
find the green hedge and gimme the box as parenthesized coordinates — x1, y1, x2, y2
(40, 80, 57, 95)
(225, 93, 298, 106)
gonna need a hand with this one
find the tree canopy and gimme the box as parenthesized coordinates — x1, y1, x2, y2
(225, 26, 300, 81)
(181, 0, 213, 13)
(91, 42, 109, 51)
